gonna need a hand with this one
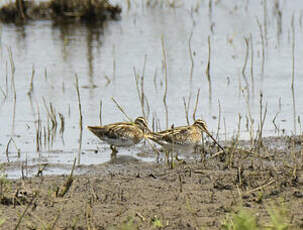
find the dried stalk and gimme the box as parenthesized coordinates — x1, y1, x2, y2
(192, 88, 200, 121)
(111, 97, 132, 122)
(291, 13, 295, 90)
(263, 0, 268, 46)
(140, 55, 147, 118)
(5, 137, 20, 162)
(242, 37, 249, 91)
(256, 18, 265, 76)
(27, 64, 35, 95)
(112, 45, 116, 80)
(161, 35, 168, 129)
(206, 35, 212, 101)
(188, 31, 194, 82)
(36, 104, 41, 152)
(183, 97, 190, 125)
(75, 75, 83, 165)
(57, 158, 76, 197)
(249, 33, 254, 95)
(8, 47, 16, 135)
(14, 195, 36, 230)
(216, 100, 221, 140)
(99, 100, 102, 126)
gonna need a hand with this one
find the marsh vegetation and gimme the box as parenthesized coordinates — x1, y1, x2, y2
(0, 0, 302, 229)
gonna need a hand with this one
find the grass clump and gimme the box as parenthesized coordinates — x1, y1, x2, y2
(0, 0, 121, 24)
(222, 210, 257, 230)
(222, 204, 291, 230)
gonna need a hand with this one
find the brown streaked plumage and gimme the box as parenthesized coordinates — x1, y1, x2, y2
(146, 119, 225, 154)
(87, 117, 149, 158)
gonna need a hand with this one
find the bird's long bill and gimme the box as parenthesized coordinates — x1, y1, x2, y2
(203, 129, 225, 153)
(87, 126, 99, 135)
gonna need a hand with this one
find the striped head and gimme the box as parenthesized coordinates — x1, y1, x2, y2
(134, 117, 149, 132)
(193, 119, 208, 133)
(194, 119, 225, 153)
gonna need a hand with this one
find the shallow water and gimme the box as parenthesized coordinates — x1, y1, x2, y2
(0, 0, 303, 178)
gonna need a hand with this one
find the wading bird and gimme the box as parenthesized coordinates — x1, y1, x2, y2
(146, 119, 225, 157)
(87, 117, 149, 159)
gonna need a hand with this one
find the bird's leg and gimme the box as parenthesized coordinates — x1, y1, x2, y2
(195, 145, 205, 166)
(170, 151, 175, 169)
(175, 152, 185, 164)
(165, 150, 170, 166)
(110, 145, 118, 159)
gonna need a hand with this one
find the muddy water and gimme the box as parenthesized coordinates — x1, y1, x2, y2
(0, 0, 302, 178)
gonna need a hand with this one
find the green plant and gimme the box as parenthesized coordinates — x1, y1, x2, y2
(266, 204, 289, 230)
(151, 216, 163, 229)
(0, 172, 11, 199)
(222, 210, 257, 230)
(119, 217, 137, 230)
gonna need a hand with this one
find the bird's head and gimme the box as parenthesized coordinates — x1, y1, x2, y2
(193, 119, 208, 132)
(134, 117, 150, 132)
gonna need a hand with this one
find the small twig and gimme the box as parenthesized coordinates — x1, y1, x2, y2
(75, 75, 83, 165)
(183, 97, 190, 125)
(27, 64, 35, 95)
(192, 89, 200, 121)
(256, 18, 265, 76)
(249, 33, 255, 95)
(111, 97, 132, 122)
(216, 99, 221, 140)
(112, 45, 116, 80)
(99, 100, 102, 126)
(8, 47, 16, 135)
(161, 35, 168, 129)
(5, 137, 21, 162)
(14, 195, 36, 230)
(188, 31, 194, 82)
(57, 158, 76, 197)
(245, 179, 275, 195)
(291, 13, 295, 89)
(136, 212, 146, 222)
(36, 164, 48, 177)
(206, 35, 212, 101)
(49, 205, 63, 230)
(178, 173, 183, 193)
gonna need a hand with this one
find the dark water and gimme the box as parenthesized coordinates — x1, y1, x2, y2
(0, 0, 302, 177)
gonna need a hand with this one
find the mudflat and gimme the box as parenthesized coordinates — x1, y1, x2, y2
(0, 136, 303, 229)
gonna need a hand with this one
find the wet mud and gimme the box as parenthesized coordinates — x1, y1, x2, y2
(0, 136, 303, 229)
